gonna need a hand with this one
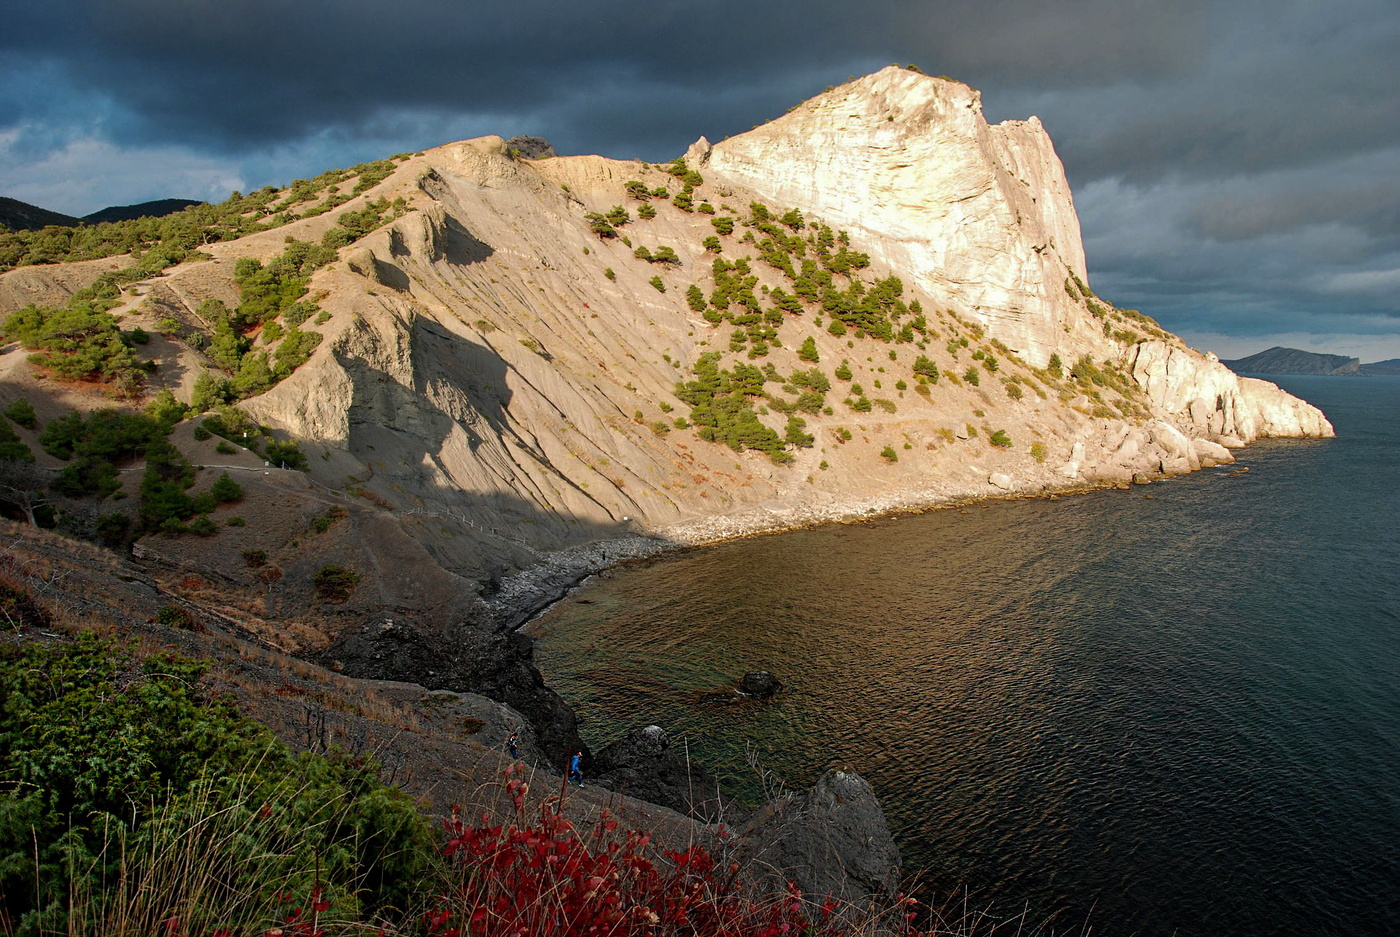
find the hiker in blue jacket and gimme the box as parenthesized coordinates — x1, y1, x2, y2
(569, 751, 584, 787)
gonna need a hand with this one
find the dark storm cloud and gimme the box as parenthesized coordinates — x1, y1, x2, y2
(3, 0, 1400, 356)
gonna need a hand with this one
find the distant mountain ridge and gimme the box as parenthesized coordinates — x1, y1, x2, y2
(1224, 345, 1399, 376)
(0, 195, 199, 231)
(82, 198, 201, 224)
(0, 196, 81, 230)
(1224, 346, 1362, 375)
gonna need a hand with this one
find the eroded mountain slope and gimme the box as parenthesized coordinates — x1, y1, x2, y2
(1, 67, 1332, 607)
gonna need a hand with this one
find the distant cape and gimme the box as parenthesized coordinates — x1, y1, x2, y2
(1224, 346, 1361, 375)
(1223, 346, 1400, 376)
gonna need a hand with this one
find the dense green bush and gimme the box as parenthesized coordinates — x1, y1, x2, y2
(139, 439, 197, 530)
(798, 336, 820, 362)
(264, 439, 308, 471)
(209, 471, 243, 503)
(0, 417, 34, 463)
(989, 429, 1012, 448)
(4, 398, 37, 429)
(313, 564, 361, 602)
(39, 409, 167, 502)
(0, 633, 433, 934)
(1, 301, 146, 393)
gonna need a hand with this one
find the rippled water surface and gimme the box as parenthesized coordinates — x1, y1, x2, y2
(528, 376, 1400, 936)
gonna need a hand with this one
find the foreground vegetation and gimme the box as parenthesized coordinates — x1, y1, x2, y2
(0, 631, 1027, 936)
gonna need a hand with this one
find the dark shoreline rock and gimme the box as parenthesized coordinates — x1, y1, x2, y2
(591, 725, 726, 821)
(320, 608, 588, 769)
(734, 769, 902, 905)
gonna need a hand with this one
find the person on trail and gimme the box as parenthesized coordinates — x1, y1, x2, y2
(507, 732, 520, 759)
(569, 752, 584, 787)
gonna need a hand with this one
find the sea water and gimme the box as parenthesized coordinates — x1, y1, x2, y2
(528, 375, 1400, 937)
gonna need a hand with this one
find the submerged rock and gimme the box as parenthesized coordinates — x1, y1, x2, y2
(739, 671, 782, 698)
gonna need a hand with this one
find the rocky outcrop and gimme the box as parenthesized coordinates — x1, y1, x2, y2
(1127, 341, 1334, 442)
(735, 769, 901, 905)
(591, 725, 724, 819)
(703, 67, 1094, 370)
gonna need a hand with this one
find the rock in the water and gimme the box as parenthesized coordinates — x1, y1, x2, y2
(735, 769, 901, 905)
(592, 725, 723, 820)
(739, 671, 782, 698)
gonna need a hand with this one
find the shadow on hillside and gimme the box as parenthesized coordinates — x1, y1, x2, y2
(440, 215, 495, 266)
(333, 315, 656, 565)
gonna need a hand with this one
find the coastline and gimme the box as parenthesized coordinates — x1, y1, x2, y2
(492, 468, 1174, 632)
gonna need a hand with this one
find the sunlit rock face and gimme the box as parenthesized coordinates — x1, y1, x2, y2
(704, 66, 1093, 369)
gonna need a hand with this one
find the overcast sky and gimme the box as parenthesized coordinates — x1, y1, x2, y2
(3, 0, 1398, 360)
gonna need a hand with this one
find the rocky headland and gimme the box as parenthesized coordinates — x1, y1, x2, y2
(0, 66, 1334, 904)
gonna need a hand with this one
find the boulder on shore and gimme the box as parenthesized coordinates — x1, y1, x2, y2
(735, 769, 901, 905)
(592, 725, 724, 820)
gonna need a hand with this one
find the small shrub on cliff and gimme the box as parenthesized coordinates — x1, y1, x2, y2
(990, 429, 1012, 448)
(313, 563, 360, 602)
(3, 398, 36, 429)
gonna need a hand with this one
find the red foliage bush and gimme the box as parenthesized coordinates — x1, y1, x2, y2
(423, 766, 919, 937)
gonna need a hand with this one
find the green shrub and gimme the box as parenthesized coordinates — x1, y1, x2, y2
(264, 439, 307, 471)
(215, 440, 236, 455)
(880, 445, 898, 462)
(0, 634, 433, 933)
(157, 603, 198, 629)
(0, 417, 34, 463)
(2, 302, 146, 393)
(648, 275, 665, 293)
(798, 336, 819, 362)
(1030, 442, 1047, 463)
(210, 471, 243, 502)
(584, 213, 617, 238)
(3, 398, 36, 429)
(192, 425, 212, 441)
(226, 515, 246, 527)
(963, 366, 980, 386)
(603, 267, 616, 280)
(242, 548, 267, 567)
(139, 440, 196, 531)
(990, 429, 1012, 448)
(637, 203, 657, 220)
(313, 564, 361, 602)
(834, 361, 853, 381)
